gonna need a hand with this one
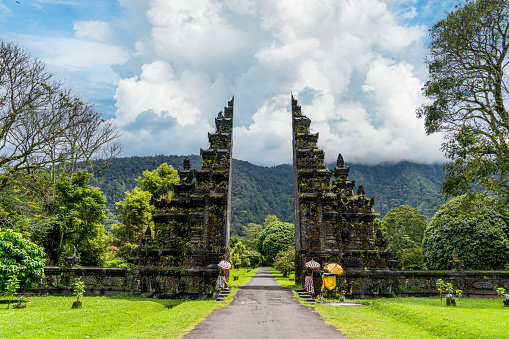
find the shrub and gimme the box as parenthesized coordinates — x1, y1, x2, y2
(401, 247, 424, 270)
(274, 247, 295, 277)
(422, 194, 509, 270)
(0, 230, 45, 292)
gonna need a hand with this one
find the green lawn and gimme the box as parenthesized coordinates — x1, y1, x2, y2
(270, 268, 508, 339)
(0, 267, 260, 339)
(317, 297, 508, 339)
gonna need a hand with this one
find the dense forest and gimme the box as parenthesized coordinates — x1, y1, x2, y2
(89, 155, 445, 236)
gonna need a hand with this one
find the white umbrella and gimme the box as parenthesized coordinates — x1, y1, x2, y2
(218, 260, 232, 271)
(305, 259, 321, 270)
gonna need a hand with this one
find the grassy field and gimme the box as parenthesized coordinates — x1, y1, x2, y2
(270, 268, 508, 339)
(0, 267, 260, 339)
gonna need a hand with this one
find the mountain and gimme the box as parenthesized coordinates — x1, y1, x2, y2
(88, 155, 445, 236)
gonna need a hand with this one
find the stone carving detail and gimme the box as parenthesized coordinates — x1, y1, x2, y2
(474, 282, 494, 290)
(291, 95, 395, 285)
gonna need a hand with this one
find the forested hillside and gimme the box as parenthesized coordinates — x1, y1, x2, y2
(89, 155, 445, 236)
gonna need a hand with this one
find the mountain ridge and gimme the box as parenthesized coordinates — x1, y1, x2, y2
(88, 155, 445, 236)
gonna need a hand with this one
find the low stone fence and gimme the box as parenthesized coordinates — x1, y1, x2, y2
(342, 270, 509, 299)
(26, 266, 220, 299)
(26, 267, 509, 299)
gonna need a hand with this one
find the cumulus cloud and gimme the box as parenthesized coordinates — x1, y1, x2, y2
(111, 0, 445, 165)
(74, 20, 115, 42)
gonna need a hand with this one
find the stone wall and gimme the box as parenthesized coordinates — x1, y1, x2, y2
(26, 266, 218, 299)
(341, 269, 509, 299)
(25, 267, 509, 300)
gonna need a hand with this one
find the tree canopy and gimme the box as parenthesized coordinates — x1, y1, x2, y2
(382, 205, 427, 261)
(256, 221, 294, 264)
(417, 0, 509, 203)
(42, 171, 108, 266)
(422, 194, 509, 269)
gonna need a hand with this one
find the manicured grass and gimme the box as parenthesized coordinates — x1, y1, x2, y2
(317, 297, 508, 339)
(0, 267, 260, 339)
(270, 268, 508, 339)
(268, 267, 297, 288)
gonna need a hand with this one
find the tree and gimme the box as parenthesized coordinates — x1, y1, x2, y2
(0, 230, 45, 293)
(42, 171, 108, 266)
(257, 221, 294, 264)
(422, 193, 509, 269)
(0, 40, 121, 188)
(263, 215, 279, 228)
(242, 223, 263, 250)
(112, 188, 154, 260)
(417, 0, 509, 203)
(135, 163, 179, 201)
(382, 205, 428, 260)
(274, 247, 295, 277)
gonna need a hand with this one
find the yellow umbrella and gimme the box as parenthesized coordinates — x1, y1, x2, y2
(327, 263, 343, 275)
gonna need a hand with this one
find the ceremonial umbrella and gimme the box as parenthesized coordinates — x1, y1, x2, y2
(217, 260, 232, 271)
(305, 259, 321, 270)
(326, 263, 343, 275)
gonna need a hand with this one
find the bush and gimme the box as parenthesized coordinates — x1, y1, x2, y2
(422, 194, 509, 270)
(401, 247, 424, 270)
(0, 230, 45, 292)
(256, 221, 294, 264)
(274, 247, 295, 277)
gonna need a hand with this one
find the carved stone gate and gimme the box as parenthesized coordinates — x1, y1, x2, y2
(291, 95, 395, 287)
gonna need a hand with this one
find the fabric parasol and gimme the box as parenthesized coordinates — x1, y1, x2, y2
(305, 259, 321, 270)
(217, 260, 232, 271)
(326, 263, 343, 275)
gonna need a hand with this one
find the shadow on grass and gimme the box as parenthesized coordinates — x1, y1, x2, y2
(106, 295, 189, 309)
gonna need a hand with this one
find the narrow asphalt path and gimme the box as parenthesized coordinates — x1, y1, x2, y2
(183, 267, 348, 339)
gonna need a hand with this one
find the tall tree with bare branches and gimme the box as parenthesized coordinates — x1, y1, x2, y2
(0, 40, 121, 187)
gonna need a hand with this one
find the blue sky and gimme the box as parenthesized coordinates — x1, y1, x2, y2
(0, 0, 468, 166)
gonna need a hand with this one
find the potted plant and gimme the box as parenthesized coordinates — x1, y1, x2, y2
(71, 278, 85, 309)
(496, 287, 509, 307)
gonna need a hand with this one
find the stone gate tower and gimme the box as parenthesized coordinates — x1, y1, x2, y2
(291, 95, 394, 285)
(130, 97, 234, 298)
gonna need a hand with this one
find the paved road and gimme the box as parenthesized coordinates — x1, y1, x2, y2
(184, 267, 348, 339)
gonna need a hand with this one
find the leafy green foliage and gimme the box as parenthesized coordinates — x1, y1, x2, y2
(230, 241, 250, 268)
(400, 247, 424, 270)
(417, 0, 509, 203)
(0, 230, 45, 293)
(257, 221, 294, 264)
(112, 188, 154, 260)
(71, 278, 85, 302)
(43, 171, 108, 266)
(135, 163, 179, 201)
(422, 194, 509, 269)
(382, 205, 427, 263)
(274, 247, 295, 277)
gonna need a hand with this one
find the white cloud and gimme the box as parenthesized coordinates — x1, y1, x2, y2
(74, 21, 115, 43)
(111, 0, 444, 165)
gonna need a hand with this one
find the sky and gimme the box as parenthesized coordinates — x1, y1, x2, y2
(0, 0, 467, 166)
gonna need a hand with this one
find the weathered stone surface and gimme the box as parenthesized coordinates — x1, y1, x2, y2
(291, 95, 395, 289)
(126, 97, 235, 298)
